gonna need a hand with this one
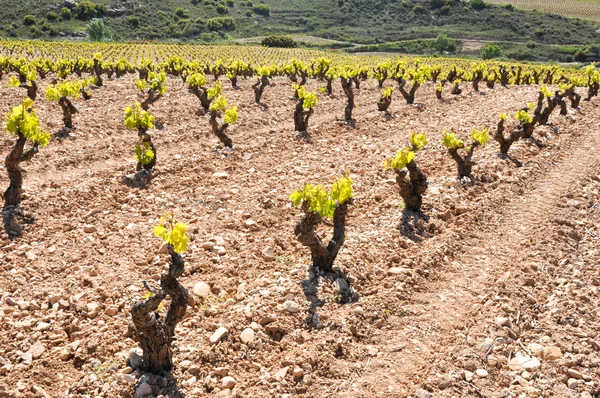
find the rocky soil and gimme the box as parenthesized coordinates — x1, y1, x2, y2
(0, 74, 598, 398)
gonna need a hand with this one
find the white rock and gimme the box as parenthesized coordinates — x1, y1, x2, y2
(283, 301, 300, 313)
(210, 327, 229, 344)
(240, 328, 255, 344)
(274, 366, 289, 381)
(527, 343, 544, 356)
(415, 389, 431, 398)
(475, 369, 488, 378)
(29, 341, 45, 359)
(508, 355, 541, 371)
(387, 267, 411, 276)
(118, 374, 136, 384)
(262, 247, 275, 261)
(495, 317, 510, 327)
(193, 282, 211, 298)
(464, 371, 473, 382)
(213, 172, 229, 179)
(353, 306, 364, 315)
(221, 376, 236, 389)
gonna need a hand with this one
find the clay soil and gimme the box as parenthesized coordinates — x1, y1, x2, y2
(0, 75, 599, 398)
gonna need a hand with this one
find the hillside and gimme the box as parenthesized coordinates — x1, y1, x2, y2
(1, 0, 599, 49)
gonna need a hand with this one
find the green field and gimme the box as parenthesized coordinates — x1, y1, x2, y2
(484, 0, 600, 21)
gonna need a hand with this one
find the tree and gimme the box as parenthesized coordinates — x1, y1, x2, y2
(432, 33, 457, 54)
(3, 99, 50, 208)
(87, 18, 113, 42)
(131, 214, 190, 373)
(481, 43, 502, 60)
(23, 15, 36, 26)
(290, 177, 353, 273)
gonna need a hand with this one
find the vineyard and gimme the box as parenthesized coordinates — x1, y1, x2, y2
(484, 0, 600, 21)
(0, 40, 599, 398)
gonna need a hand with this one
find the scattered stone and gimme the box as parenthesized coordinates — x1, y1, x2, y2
(134, 382, 153, 398)
(475, 369, 489, 378)
(129, 351, 144, 370)
(508, 355, 540, 371)
(29, 341, 45, 359)
(283, 300, 300, 313)
(262, 247, 275, 261)
(415, 389, 431, 398)
(464, 371, 473, 382)
(274, 366, 289, 381)
(566, 368, 584, 380)
(213, 172, 229, 179)
(292, 366, 304, 378)
(541, 346, 562, 361)
(210, 327, 229, 344)
(259, 314, 277, 325)
(353, 306, 364, 315)
(193, 282, 211, 298)
(387, 267, 411, 276)
(221, 376, 236, 389)
(438, 376, 454, 389)
(84, 225, 97, 233)
(240, 328, 255, 344)
(36, 322, 51, 331)
(495, 317, 510, 327)
(201, 241, 215, 250)
(118, 374, 136, 384)
(527, 343, 544, 356)
(567, 378, 581, 389)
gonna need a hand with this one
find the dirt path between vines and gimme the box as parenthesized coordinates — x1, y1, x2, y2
(342, 105, 600, 397)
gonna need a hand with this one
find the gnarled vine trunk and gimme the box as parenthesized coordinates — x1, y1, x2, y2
(395, 160, 428, 213)
(131, 245, 188, 374)
(137, 129, 157, 171)
(494, 119, 522, 155)
(141, 89, 162, 111)
(397, 80, 419, 104)
(293, 99, 313, 132)
(252, 76, 270, 103)
(59, 97, 78, 129)
(340, 77, 355, 121)
(294, 202, 350, 273)
(189, 86, 211, 111)
(209, 111, 233, 148)
(448, 143, 479, 178)
(4, 135, 38, 208)
(377, 95, 392, 112)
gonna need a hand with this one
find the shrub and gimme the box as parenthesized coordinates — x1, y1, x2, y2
(504, 3, 514, 10)
(216, 4, 229, 13)
(481, 43, 502, 60)
(412, 4, 426, 13)
(440, 5, 450, 15)
(207, 16, 235, 31)
(23, 15, 36, 26)
(127, 16, 140, 27)
(470, 0, 485, 10)
(253, 3, 270, 16)
(526, 41, 536, 48)
(77, 1, 106, 20)
(175, 7, 188, 18)
(59, 7, 72, 20)
(574, 50, 587, 62)
(432, 33, 457, 53)
(87, 18, 113, 41)
(431, 0, 445, 9)
(261, 35, 297, 48)
(47, 11, 58, 21)
(227, 0, 235, 6)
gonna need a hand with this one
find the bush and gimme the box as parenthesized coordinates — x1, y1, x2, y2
(504, 3, 514, 11)
(23, 15, 36, 26)
(60, 7, 72, 20)
(440, 5, 450, 15)
(175, 7, 188, 18)
(261, 35, 297, 48)
(431, 33, 457, 53)
(253, 3, 270, 16)
(227, 0, 235, 6)
(206, 16, 235, 31)
(77, 1, 106, 20)
(574, 50, 587, 62)
(526, 41, 536, 48)
(430, 0, 445, 9)
(49, 26, 59, 36)
(216, 4, 229, 13)
(127, 16, 140, 27)
(481, 43, 502, 59)
(47, 11, 58, 21)
(87, 18, 113, 41)
(470, 0, 486, 10)
(412, 4, 427, 13)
